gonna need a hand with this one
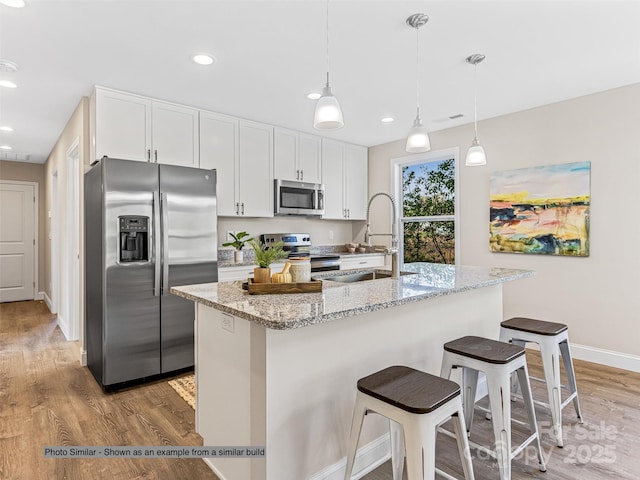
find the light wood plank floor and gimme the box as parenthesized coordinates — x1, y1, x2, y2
(2, 301, 639, 479)
(0, 300, 218, 480)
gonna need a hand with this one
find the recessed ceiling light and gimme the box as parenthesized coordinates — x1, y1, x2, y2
(0, 145, 13, 150)
(380, 117, 395, 123)
(192, 54, 216, 65)
(0, 126, 14, 132)
(307, 92, 322, 100)
(0, 80, 17, 88)
(0, 0, 27, 8)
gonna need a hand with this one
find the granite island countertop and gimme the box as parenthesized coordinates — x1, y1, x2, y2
(171, 262, 533, 330)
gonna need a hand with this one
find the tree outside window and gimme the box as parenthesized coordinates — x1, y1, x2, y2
(401, 157, 455, 264)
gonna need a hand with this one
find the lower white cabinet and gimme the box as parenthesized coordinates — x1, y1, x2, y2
(340, 255, 385, 270)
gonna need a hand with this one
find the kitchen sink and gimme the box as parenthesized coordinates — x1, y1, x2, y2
(322, 270, 416, 283)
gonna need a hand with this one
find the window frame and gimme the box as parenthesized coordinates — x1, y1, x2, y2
(390, 147, 461, 266)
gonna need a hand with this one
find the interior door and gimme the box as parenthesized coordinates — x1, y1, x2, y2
(159, 164, 217, 373)
(0, 182, 35, 302)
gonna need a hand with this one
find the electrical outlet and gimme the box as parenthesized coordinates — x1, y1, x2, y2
(329, 230, 334, 240)
(221, 313, 234, 333)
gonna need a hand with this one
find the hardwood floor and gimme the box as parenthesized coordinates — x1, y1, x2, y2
(2, 301, 639, 479)
(0, 301, 218, 480)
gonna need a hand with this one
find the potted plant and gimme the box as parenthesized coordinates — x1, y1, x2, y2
(249, 240, 288, 283)
(222, 231, 253, 263)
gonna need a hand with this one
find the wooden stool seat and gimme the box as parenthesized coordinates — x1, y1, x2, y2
(357, 365, 460, 414)
(345, 365, 475, 480)
(501, 317, 568, 336)
(444, 336, 525, 364)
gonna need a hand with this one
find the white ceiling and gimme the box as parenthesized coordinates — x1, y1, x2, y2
(1, 0, 639, 164)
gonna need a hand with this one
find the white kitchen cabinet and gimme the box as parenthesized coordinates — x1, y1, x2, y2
(92, 87, 199, 167)
(238, 120, 274, 217)
(321, 139, 368, 220)
(340, 254, 385, 270)
(273, 128, 322, 183)
(199, 111, 239, 216)
(200, 114, 273, 217)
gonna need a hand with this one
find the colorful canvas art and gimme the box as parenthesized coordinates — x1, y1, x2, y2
(490, 162, 590, 256)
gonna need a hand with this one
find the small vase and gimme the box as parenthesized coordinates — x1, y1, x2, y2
(253, 267, 271, 284)
(234, 250, 244, 263)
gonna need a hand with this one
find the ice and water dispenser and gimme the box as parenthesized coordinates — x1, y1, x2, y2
(119, 216, 149, 262)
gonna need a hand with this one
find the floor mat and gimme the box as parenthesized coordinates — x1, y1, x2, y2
(168, 374, 195, 410)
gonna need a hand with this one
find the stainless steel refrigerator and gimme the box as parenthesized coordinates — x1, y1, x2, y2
(85, 157, 217, 389)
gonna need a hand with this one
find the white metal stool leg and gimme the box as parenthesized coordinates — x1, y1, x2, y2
(485, 370, 512, 480)
(539, 339, 564, 446)
(516, 364, 546, 471)
(390, 420, 405, 480)
(559, 339, 583, 423)
(344, 392, 367, 480)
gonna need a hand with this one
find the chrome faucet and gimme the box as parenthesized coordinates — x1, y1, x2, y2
(364, 192, 400, 278)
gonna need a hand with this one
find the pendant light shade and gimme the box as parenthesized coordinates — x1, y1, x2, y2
(405, 13, 430, 154)
(314, 76, 344, 130)
(465, 54, 487, 166)
(465, 138, 486, 166)
(314, 0, 343, 130)
(405, 113, 431, 153)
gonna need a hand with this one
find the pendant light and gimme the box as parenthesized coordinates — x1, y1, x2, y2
(465, 54, 487, 166)
(405, 13, 430, 153)
(314, 0, 343, 130)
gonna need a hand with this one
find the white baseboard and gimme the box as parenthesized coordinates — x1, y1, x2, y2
(35, 291, 44, 300)
(570, 343, 640, 373)
(57, 313, 70, 340)
(80, 349, 87, 367)
(309, 433, 391, 480)
(42, 291, 54, 312)
(203, 458, 227, 480)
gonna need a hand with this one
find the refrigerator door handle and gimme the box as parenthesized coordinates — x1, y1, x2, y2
(153, 191, 161, 296)
(161, 192, 170, 296)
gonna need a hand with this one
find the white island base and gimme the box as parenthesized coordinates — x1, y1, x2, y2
(195, 284, 504, 480)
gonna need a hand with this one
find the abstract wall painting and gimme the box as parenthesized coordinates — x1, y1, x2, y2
(490, 162, 590, 256)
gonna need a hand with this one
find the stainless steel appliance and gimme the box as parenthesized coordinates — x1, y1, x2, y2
(85, 157, 217, 389)
(260, 233, 340, 271)
(274, 179, 325, 216)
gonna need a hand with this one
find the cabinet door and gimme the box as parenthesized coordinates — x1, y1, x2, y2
(152, 102, 199, 167)
(321, 139, 345, 219)
(298, 133, 322, 184)
(273, 128, 298, 181)
(199, 111, 238, 216)
(95, 88, 151, 162)
(238, 120, 273, 217)
(340, 255, 385, 270)
(344, 144, 368, 220)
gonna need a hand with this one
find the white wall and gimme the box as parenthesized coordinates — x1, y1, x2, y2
(367, 84, 640, 367)
(218, 216, 364, 247)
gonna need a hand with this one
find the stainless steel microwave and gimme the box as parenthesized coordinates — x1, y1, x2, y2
(274, 179, 325, 216)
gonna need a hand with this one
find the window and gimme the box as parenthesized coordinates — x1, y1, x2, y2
(392, 148, 459, 265)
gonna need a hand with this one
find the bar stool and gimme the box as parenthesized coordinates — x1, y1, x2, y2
(500, 317, 583, 447)
(440, 336, 546, 480)
(344, 365, 475, 480)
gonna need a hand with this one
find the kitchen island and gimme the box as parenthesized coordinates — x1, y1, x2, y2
(171, 263, 533, 480)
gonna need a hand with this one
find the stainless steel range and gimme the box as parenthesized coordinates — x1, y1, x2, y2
(260, 233, 340, 272)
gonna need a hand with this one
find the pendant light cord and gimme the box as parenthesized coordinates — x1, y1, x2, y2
(325, 0, 330, 83)
(473, 62, 478, 139)
(415, 26, 420, 118)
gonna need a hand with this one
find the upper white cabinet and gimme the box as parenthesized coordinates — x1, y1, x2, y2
(92, 87, 199, 167)
(238, 120, 274, 217)
(200, 112, 273, 217)
(321, 139, 368, 220)
(274, 128, 322, 183)
(199, 111, 238, 216)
